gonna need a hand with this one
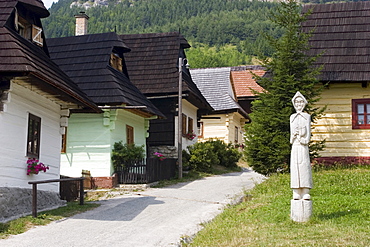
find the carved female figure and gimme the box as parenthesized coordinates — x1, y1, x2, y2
(290, 91, 313, 200)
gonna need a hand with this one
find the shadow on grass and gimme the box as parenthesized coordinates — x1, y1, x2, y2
(317, 209, 361, 220)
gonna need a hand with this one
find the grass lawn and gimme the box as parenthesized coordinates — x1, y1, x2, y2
(185, 167, 370, 246)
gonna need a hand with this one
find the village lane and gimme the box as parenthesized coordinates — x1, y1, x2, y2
(0, 169, 265, 247)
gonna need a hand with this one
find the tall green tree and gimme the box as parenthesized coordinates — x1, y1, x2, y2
(244, 0, 325, 176)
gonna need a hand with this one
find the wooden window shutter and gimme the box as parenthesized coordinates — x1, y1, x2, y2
(182, 114, 187, 136)
(126, 125, 134, 144)
(110, 53, 123, 72)
(32, 25, 43, 46)
(61, 128, 67, 153)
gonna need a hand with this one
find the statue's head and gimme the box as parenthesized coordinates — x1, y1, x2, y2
(292, 91, 307, 113)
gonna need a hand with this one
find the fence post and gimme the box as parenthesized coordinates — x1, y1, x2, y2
(32, 183, 37, 218)
(79, 178, 84, 205)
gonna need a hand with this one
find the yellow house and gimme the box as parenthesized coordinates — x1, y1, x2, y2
(190, 67, 250, 146)
(303, 2, 370, 164)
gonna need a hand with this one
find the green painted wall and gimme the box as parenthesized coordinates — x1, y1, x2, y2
(61, 109, 148, 177)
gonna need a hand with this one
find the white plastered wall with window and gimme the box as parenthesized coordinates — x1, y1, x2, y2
(174, 99, 199, 150)
(0, 82, 62, 192)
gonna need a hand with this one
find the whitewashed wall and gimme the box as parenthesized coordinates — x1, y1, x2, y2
(174, 99, 199, 149)
(0, 83, 62, 192)
(61, 109, 148, 177)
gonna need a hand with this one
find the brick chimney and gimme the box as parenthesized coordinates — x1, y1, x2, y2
(74, 11, 89, 36)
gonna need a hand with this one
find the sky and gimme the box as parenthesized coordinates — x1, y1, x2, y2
(43, 0, 58, 9)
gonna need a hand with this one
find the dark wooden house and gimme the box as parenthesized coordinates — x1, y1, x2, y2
(120, 32, 212, 157)
(302, 2, 370, 164)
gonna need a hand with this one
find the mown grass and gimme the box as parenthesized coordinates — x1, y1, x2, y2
(185, 166, 370, 246)
(0, 201, 99, 239)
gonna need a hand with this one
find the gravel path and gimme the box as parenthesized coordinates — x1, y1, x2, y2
(0, 169, 265, 247)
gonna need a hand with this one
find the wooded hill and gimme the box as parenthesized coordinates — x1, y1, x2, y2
(43, 0, 364, 68)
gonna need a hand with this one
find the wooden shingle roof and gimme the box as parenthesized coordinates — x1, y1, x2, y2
(302, 1, 370, 82)
(0, 0, 48, 27)
(0, 0, 99, 112)
(190, 67, 249, 118)
(119, 32, 211, 111)
(47, 32, 164, 117)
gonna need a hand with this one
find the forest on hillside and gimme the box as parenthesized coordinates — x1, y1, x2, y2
(43, 0, 367, 68)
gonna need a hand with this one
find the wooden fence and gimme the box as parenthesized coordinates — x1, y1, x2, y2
(29, 177, 85, 217)
(115, 158, 177, 184)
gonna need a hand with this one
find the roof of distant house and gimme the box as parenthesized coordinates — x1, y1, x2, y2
(47, 32, 164, 118)
(190, 67, 249, 119)
(231, 69, 265, 98)
(302, 1, 370, 82)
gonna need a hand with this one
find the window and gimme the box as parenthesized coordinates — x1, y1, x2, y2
(188, 117, 194, 134)
(15, 12, 43, 47)
(17, 16, 31, 40)
(27, 113, 41, 158)
(235, 127, 239, 143)
(110, 53, 123, 72)
(198, 122, 204, 138)
(126, 125, 134, 144)
(182, 114, 187, 136)
(352, 99, 370, 129)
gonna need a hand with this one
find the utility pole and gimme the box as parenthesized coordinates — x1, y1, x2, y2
(178, 57, 183, 179)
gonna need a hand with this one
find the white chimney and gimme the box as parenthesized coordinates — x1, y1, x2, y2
(74, 11, 89, 36)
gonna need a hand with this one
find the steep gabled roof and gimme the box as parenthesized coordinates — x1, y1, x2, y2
(0, 0, 48, 27)
(0, 0, 99, 112)
(231, 69, 265, 98)
(302, 1, 370, 82)
(190, 67, 249, 119)
(47, 32, 164, 117)
(119, 32, 211, 111)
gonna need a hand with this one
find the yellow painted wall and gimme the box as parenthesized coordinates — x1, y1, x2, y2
(199, 112, 245, 145)
(312, 83, 370, 157)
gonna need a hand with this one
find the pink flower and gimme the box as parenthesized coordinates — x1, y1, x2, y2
(153, 152, 166, 161)
(26, 158, 49, 175)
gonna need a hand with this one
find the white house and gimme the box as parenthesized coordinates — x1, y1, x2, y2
(0, 0, 99, 222)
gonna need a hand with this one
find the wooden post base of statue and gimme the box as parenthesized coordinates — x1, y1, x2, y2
(291, 199, 312, 222)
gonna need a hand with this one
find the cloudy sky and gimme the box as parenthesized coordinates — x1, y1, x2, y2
(43, 0, 58, 9)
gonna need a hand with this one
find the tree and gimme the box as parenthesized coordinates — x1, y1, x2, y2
(244, 0, 325, 176)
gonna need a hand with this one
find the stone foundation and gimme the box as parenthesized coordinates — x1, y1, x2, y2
(149, 146, 178, 159)
(91, 174, 118, 189)
(0, 187, 66, 223)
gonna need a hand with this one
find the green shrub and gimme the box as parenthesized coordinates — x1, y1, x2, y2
(209, 139, 242, 168)
(183, 139, 242, 172)
(111, 141, 145, 169)
(182, 149, 192, 171)
(187, 142, 219, 173)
